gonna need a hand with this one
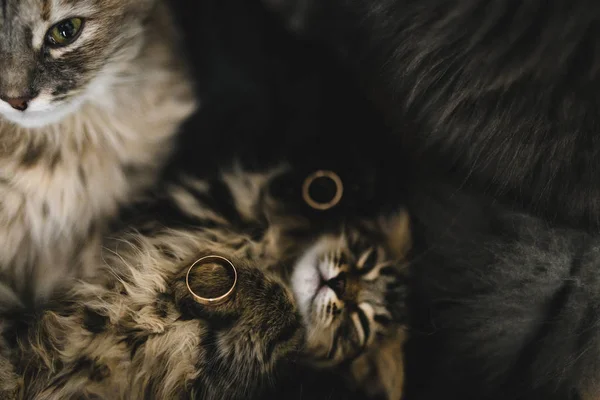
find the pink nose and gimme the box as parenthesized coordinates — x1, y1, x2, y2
(3, 97, 31, 111)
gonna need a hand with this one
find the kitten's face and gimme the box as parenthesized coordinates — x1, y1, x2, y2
(291, 217, 410, 366)
(0, 0, 155, 128)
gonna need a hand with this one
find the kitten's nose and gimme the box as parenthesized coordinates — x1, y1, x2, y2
(2, 96, 31, 111)
(326, 273, 346, 297)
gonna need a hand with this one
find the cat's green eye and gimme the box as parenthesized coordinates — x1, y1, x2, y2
(45, 18, 84, 48)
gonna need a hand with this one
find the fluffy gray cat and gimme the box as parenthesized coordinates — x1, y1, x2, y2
(0, 0, 196, 307)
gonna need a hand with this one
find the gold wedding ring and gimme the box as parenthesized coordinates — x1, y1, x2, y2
(186, 255, 237, 306)
(302, 170, 344, 211)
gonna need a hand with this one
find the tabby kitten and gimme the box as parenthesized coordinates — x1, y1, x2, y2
(291, 216, 410, 399)
(0, 0, 196, 306)
(3, 165, 409, 400)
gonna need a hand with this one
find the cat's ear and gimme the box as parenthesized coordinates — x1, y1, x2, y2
(348, 209, 411, 260)
(377, 209, 412, 260)
(579, 382, 600, 400)
(350, 327, 407, 400)
(371, 328, 406, 400)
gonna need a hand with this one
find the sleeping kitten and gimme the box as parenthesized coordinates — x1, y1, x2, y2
(2, 165, 409, 400)
(0, 0, 196, 307)
(291, 215, 410, 399)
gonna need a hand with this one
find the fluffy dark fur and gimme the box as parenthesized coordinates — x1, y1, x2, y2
(258, 1, 600, 399)
(263, 0, 600, 231)
(401, 182, 600, 400)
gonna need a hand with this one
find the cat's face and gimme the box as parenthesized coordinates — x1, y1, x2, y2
(291, 212, 410, 366)
(0, 0, 155, 128)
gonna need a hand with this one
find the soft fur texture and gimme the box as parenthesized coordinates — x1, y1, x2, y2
(0, 1, 412, 398)
(258, 1, 600, 399)
(292, 217, 410, 368)
(263, 0, 600, 230)
(401, 182, 600, 400)
(2, 164, 410, 399)
(165, 2, 413, 396)
(0, 0, 196, 307)
(252, 2, 600, 400)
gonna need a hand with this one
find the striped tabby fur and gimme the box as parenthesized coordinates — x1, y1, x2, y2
(2, 164, 410, 399)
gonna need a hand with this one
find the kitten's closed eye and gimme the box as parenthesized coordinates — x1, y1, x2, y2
(291, 227, 408, 369)
(45, 18, 85, 48)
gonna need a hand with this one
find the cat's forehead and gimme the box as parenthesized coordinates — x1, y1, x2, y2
(0, 0, 41, 28)
(0, 0, 115, 27)
(0, 0, 137, 53)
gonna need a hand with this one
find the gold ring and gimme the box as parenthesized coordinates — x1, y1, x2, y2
(302, 170, 344, 211)
(185, 255, 237, 306)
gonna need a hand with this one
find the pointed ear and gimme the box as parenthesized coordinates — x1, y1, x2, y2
(378, 209, 412, 260)
(373, 328, 407, 400)
(580, 383, 600, 400)
(350, 327, 407, 400)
